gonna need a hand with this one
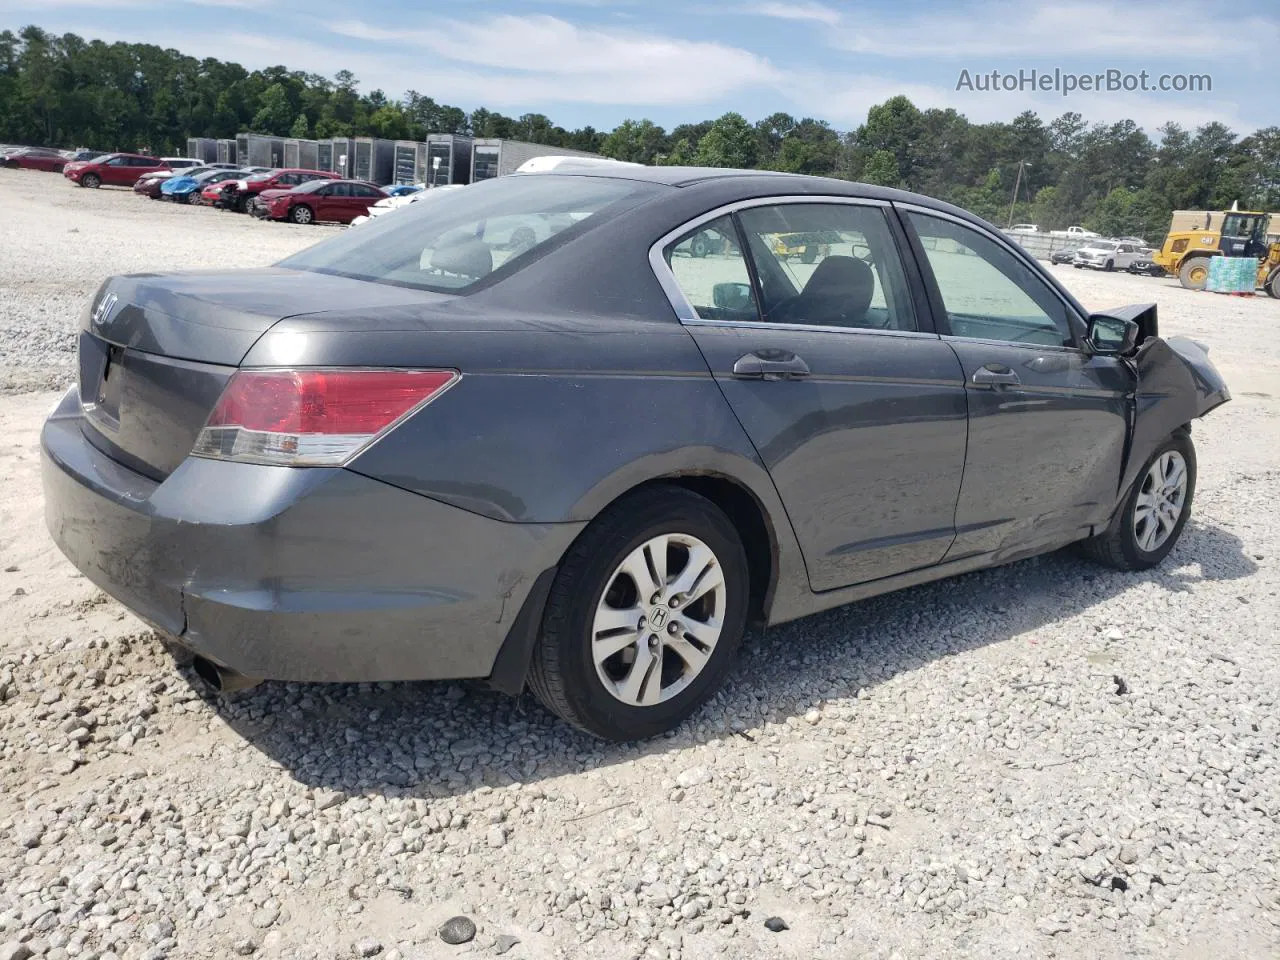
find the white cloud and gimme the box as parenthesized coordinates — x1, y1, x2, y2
(743, 1, 840, 25)
(831, 0, 1278, 58)
(327, 15, 779, 105)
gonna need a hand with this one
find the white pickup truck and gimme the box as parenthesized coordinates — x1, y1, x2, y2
(1050, 225, 1101, 239)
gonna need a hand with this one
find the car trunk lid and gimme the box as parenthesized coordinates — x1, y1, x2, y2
(78, 268, 438, 479)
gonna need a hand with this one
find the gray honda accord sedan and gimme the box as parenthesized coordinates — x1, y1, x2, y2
(42, 166, 1229, 740)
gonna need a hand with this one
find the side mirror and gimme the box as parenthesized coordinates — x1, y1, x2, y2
(712, 282, 752, 311)
(1086, 314, 1140, 356)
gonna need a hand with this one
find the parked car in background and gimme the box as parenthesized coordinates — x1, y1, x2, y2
(1050, 248, 1078, 265)
(384, 184, 423, 198)
(64, 153, 168, 188)
(161, 157, 203, 170)
(1007, 223, 1040, 234)
(2, 147, 70, 172)
(1128, 257, 1167, 277)
(63, 150, 108, 163)
(41, 167, 1230, 741)
(349, 184, 465, 227)
(133, 167, 193, 199)
(1051, 225, 1101, 239)
(1073, 239, 1142, 271)
(162, 168, 250, 203)
(250, 178, 386, 224)
(219, 168, 333, 213)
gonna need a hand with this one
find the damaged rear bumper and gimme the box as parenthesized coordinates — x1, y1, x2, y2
(40, 387, 581, 683)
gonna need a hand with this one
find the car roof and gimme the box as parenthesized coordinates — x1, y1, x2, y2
(518, 166, 986, 226)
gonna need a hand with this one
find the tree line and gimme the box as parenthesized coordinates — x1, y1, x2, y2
(3, 25, 1278, 241)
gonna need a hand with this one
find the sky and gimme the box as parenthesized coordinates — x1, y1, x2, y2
(2, 0, 1277, 136)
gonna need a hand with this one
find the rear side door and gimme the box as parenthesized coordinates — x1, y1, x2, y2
(900, 208, 1131, 559)
(349, 184, 384, 222)
(657, 199, 968, 592)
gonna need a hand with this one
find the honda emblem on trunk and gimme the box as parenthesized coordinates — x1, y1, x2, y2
(91, 292, 118, 327)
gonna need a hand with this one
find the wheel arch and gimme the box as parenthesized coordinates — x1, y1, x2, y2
(483, 469, 786, 697)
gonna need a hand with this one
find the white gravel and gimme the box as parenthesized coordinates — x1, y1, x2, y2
(0, 169, 330, 394)
(2, 169, 1279, 959)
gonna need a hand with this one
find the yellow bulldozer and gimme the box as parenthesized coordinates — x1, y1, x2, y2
(1153, 208, 1280, 297)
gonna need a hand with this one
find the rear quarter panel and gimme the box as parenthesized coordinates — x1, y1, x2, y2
(244, 307, 813, 622)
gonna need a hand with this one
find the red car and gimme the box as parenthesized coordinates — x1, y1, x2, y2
(2, 147, 70, 172)
(64, 153, 169, 188)
(218, 168, 334, 213)
(250, 179, 387, 224)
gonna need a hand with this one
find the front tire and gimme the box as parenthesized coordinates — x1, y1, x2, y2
(81, 173, 100, 189)
(290, 204, 314, 225)
(1104, 260, 1114, 272)
(528, 486, 749, 741)
(1179, 257, 1210, 290)
(1080, 431, 1196, 571)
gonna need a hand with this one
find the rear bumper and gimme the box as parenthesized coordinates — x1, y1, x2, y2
(41, 387, 582, 683)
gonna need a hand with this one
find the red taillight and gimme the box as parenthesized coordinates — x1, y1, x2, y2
(192, 369, 457, 466)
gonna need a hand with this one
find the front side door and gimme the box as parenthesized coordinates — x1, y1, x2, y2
(103, 157, 130, 185)
(661, 201, 969, 592)
(902, 208, 1131, 560)
(311, 182, 340, 220)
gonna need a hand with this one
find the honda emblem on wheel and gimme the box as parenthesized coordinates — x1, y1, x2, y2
(650, 606, 668, 629)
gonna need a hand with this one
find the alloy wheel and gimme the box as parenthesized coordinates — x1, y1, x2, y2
(591, 533, 726, 707)
(1133, 450, 1187, 552)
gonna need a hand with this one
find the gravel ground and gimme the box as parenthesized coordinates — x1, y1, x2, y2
(2, 169, 1279, 960)
(0, 169, 329, 394)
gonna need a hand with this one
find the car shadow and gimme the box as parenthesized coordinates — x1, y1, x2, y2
(179, 519, 1256, 799)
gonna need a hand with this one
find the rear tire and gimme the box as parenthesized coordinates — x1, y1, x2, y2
(81, 173, 100, 189)
(1266, 269, 1280, 299)
(1178, 257, 1210, 290)
(528, 486, 749, 741)
(1080, 431, 1196, 571)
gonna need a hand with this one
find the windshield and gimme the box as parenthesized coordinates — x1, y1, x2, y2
(1090, 241, 1117, 251)
(246, 172, 273, 182)
(280, 175, 657, 293)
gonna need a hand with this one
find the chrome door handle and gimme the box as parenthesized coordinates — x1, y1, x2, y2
(733, 351, 810, 381)
(971, 365, 1021, 387)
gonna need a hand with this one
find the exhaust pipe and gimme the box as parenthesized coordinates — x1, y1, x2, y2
(192, 656, 262, 694)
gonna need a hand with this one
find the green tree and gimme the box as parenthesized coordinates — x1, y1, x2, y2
(860, 149, 901, 187)
(288, 113, 309, 138)
(250, 83, 292, 135)
(694, 112, 757, 168)
(601, 118, 667, 164)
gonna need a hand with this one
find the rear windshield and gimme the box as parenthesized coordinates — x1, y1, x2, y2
(279, 175, 656, 293)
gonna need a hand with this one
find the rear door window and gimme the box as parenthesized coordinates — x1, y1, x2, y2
(737, 203, 917, 331)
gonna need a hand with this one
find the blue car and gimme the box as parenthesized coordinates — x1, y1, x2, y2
(384, 184, 424, 197)
(162, 167, 251, 202)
